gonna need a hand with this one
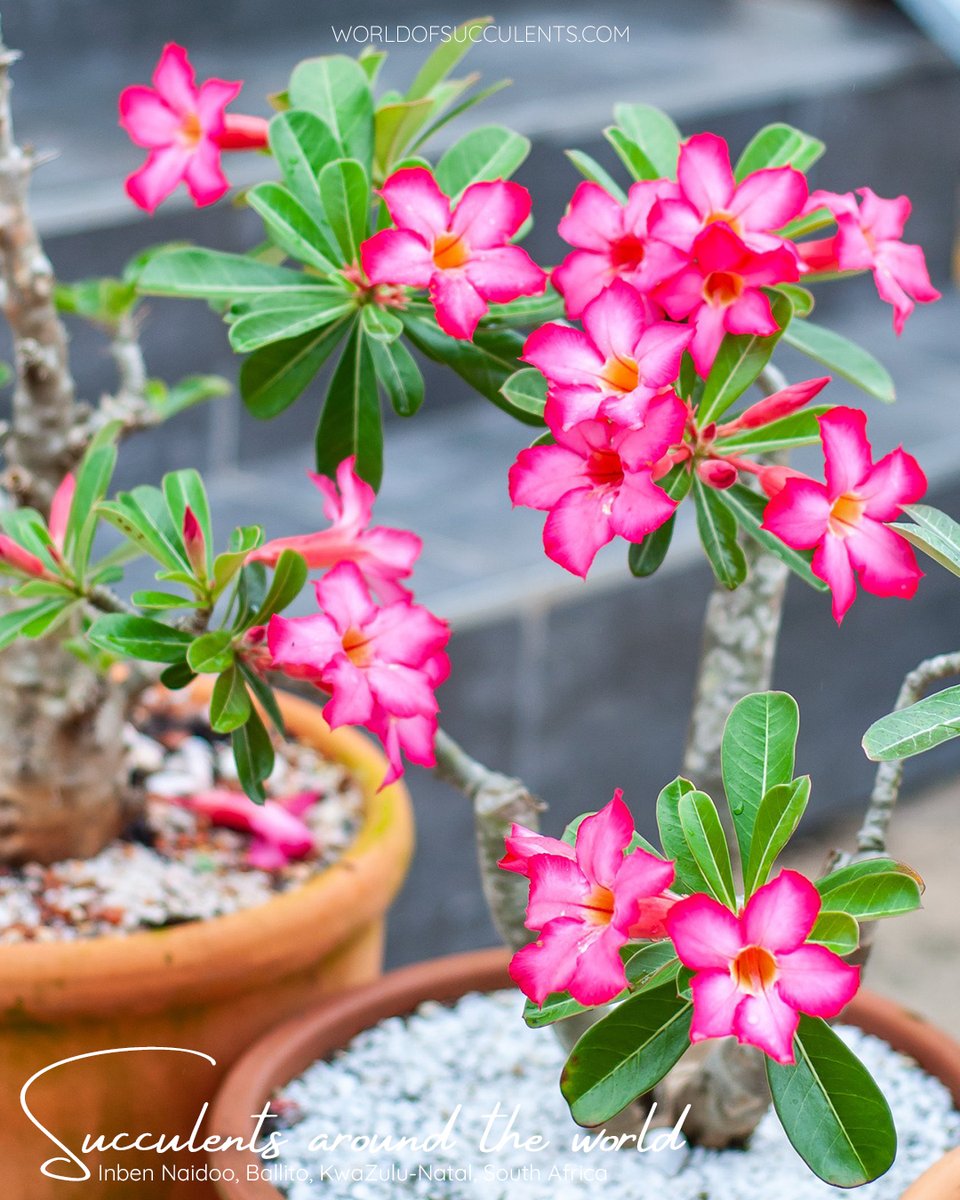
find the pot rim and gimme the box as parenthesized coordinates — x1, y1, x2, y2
(206, 947, 960, 1200)
(0, 684, 414, 1018)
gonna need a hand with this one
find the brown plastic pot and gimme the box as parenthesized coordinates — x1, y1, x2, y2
(207, 947, 960, 1200)
(1, 683, 414, 1200)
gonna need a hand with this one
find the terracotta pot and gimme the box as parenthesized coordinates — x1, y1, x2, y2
(1, 684, 414, 1200)
(207, 947, 960, 1200)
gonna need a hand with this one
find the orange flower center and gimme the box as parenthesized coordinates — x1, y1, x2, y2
(342, 627, 373, 667)
(731, 945, 778, 995)
(702, 270, 744, 307)
(433, 232, 469, 271)
(610, 234, 646, 270)
(829, 492, 866, 536)
(583, 884, 616, 926)
(705, 210, 743, 236)
(180, 112, 204, 148)
(600, 355, 640, 395)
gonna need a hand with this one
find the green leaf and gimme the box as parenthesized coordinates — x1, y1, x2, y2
(627, 467, 691, 579)
(434, 125, 530, 199)
(360, 305, 404, 343)
(774, 283, 815, 318)
(240, 318, 351, 419)
(891, 503, 960, 578)
(863, 684, 960, 762)
(315, 323, 382, 489)
(268, 109, 341, 218)
(318, 158, 370, 260)
(369, 335, 424, 417)
(239, 661, 286, 736)
(678, 790, 737, 907)
(484, 288, 566, 327)
(698, 291, 793, 420)
(734, 123, 826, 180)
(229, 299, 353, 354)
(409, 78, 512, 156)
(246, 182, 339, 272)
(0, 601, 69, 651)
(602, 127, 651, 183)
(610, 104, 681, 178)
(187, 630, 235, 675)
(407, 17, 492, 99)
(130, 590, 193, 610)
(288, 56, 374, 172)
(693, 477, 747, 589)
(809, 911, 860, 956)
(98, 487, 189, 574)
(499, 368, 547, 420)
(783, 320, 895, 403)
(721, 691, 800, 866)
(656, 776, 711, 894)
(563, 150, 627, 202)
(766, 1015, 896, 1187)
(373, 97, 434, 177)
(743, 777, 811, 894)
(66, 421, 119, 576)
(146, 374, 231, 421)
(139, 248, 332, 301)
(231, 706, 275, 804)
(210, 665, 252, 734)
(817, 866, 923, 920)
(250, 549, 308, 625)
(162, 469, 212, 575)
(715, 406, 831, 455)
(87, 615, 193, 663)
(55, 276, 137, 327)
(160, 661, 197, 690)
(714, 484, 828, 592)
(560, 983, 692, 1126)
(778, 205, 835, 241)
(211, 526, 264, 596)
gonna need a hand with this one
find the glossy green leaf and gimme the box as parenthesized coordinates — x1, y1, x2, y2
(817, 867, 923, 921)
(734, 123, 825, 180)
(783, 320, 895, 403)
(360, 305, 404, 343)
(434, 125, 530, 198)
(678, 790, 737, 907)
(146, 374, 230, 420)
(247, 181, 339, 272)
(560, 983, 692, 1125)
(268, 109, 341, 217)
(563, 150, 627, 201)
(98, 486, 189, 574)
(500, 368, 547, 420)
(211, 526, 264, 596)
(743, 776, 811, 894)
(240, 318, 351, 419)
(162, 469, 212, 575)
(603, 127, 651, 182)
(0, 600, 69, 651)
(656, 776, 711, 894)
(288, 56, 373, 172)
(611, 103, 681, 178)
(373, 97, 433, 176)
(231, 705, 275, 804)
(229, 300, 352, 354)
(210, 665, 252, 734)
(130, 590, 192, 610)
(766, 1015, 896, 1187)
(484, 288, 566, 327)
(721, 691, 800, 865)
(774, 283, 815, 318)
(863, 684, 960, 762)
(87, 615, 193, 663)
(239, 661, 286, 736)
(65, 421, 120, 576)
(250, 549, 308, 625)
(139, 248, 331, 301)
(698, 292, 793, 421)
(628, 514, 675, 578)
(410, 79, 512, 156)
(186, 630, 235, 675)
(693, 477, 747, 589)
(892, 503, 960, 578)
(318, 158, 370, 260)
(715, 406, 831, 455)
(809, 910, 860, 956)
(369, 335, 424, 417)
(315, 323, 382, 488)
(407, 17, 492, 99)
(714, 483, 828, 592)
(159, 661, 197, 690)
(55, 276, 137, 326)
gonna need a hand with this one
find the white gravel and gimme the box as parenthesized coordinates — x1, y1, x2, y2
(269, 990, 960, 1200)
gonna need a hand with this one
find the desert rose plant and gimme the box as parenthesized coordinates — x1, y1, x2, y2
(0, 17, 943, 1189)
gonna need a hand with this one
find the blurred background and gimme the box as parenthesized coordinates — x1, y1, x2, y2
(1, 0, 959, 1024)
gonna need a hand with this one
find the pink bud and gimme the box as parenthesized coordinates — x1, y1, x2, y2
(759, 465, 808, 498)
(215, 113, 270, 150)
(697, 459, 738, 490)
(182, 507, 207, 578)
(732, 377, 830, 431)
(0, 534, 52, 579)
(48, 473, 75, 551)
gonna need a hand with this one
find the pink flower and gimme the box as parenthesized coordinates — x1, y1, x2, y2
(360, 167, 547, 340)
(119, 43, 268, 214)
(523, 279, 692, 430)
(267, 561, 450, 785)
(652, 132, 808, 254)
(762, 407, 926, 622)
(654, 223, 799, 376)
(667, 870, 860, 1065)
(799, 189, 940, 334)
(248, 458, 422, 603)
(508, 394, 686, 578)
(504, 792, 677, 1007)
(186, 788, 315, 870)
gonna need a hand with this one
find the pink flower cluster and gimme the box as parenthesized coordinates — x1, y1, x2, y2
(246, 458, 450, 786)
(503, 795, 860, 1066)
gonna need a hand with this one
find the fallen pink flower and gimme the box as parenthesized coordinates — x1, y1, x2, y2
(504, 792, 677, 1007)
(509, 394, 686, 578)
(799, 188, 940, 333)
(522, 279, 691, 429)
(119, 43, 268, 213)
(267, 561, 450, 785)
(652, 132, 807, 254)
(361, 167, 546, 340)
(762, 406, 926, 622)
(654, 223, 798, 376)
(186, 788, 315, 870)
(248, 457, 422, 603)
(667, 869, 859, 1065)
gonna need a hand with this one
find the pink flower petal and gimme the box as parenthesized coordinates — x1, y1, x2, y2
(860, 447, 926, 521)
(558, 181, 625, 251)
(813, 534, 858, 623)
(464, 245, 547, 303)
(677, 133, 735, 218)
(525, 854, 592, 930)
(361, 229, 434, 288)
(741, 870, 820, 954)
(125, 145, 191, 213)
(183, 138, 230, 207)
(878, 240, 940, 303)
(574, 791, 633, 889)
(845, 517, 922, 601)
(857, 188, 910, 242)
(611, 849, 676, 932)
(688, 302, 728, 376)
(730, 166, 807, 232)
(581, 279, 651, 362)
(451, 180, 532, 248)
(523, 322, 605, 387)
(820, 407, 873, 496)
(152, 43, 197, 115)
(542, 485, 614, 577)
(194, 77, 242, 133)
(724, 289, 777, 336)
(509, 443, 590, 510)
(566, 924, 631, 1006)
(509, 916, 587, 1006)
(667, 893, 744, 969)
(775, 945, 860, 1018)
(762, 477, 831, 550)
(618, 392, 687, 467)
(430, 271, 488, 339)
(380, 166, 451, 243)
(366, 662, 439, 719)
(610, 472, 678, 542)
(733, 985, 799, 1064)
(633, 323, 694, 388)
(690, 968, 743, 1042)
(322, 655, 376, 727)
(552, 250, 616, 319)
(500, 825, 576, 874)
(315, 561, 378, 632)
(118, 86, 181, 148)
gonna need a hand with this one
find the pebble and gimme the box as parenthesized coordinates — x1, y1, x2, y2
(270, 990, 960, 1200)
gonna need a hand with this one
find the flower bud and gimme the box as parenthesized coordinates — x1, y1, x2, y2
(182, 507, 207, 579)
(48, 473, 75, 552)
(0, 534, 53, 579)
(732, 377, 830, 431)
(697, 459, 738, 490)
(758, 464, 808, 498)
